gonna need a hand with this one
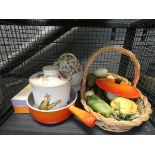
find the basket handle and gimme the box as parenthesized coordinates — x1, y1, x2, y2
(80, 46, 140, 100)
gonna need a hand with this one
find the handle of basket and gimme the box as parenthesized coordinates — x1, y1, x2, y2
(80, 46, 140, 99)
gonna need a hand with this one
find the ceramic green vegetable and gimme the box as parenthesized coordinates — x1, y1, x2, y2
(94, 86, 105, 99)
(94, 68, 108, 78)
(87, 73, 98, 88)
(87, 95, 112, 117)
(106, 92, 118, 101)
(110, 97, 139, 120)
(85, 90, 95, 98)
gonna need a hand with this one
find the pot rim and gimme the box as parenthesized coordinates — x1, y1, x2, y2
(26, 88, 77, 112)
(29, 71, 72, 88)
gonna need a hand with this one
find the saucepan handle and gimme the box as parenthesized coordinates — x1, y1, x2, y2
(69, 104, 96, 127)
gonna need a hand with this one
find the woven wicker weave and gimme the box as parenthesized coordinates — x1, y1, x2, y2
(80, 46, 152, 132)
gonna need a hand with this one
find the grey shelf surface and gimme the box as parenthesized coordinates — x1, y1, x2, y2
(0, 113, 155, 135)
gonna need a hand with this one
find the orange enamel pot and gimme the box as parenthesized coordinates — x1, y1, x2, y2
(27, 88, 96, 127)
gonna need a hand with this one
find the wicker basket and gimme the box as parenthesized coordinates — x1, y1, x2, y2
(80, 46, 152, 132)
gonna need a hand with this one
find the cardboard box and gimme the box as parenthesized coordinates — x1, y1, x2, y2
(11, 84, 32, 113)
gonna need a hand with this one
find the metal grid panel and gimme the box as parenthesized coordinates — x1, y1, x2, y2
(0, 20, 155, 123)
(125, 28, 155, 104)
(0, 23, 68, 120)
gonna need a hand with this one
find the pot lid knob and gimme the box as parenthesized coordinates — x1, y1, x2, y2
(42, 65, 59, 76)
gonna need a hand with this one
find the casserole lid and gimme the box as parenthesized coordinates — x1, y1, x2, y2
(29, 65, 71, 87)
(96, 78, 140, 98)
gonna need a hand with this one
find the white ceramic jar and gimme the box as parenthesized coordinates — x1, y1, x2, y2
(53, 53, 83, 91)
(29, 65, 71, 110)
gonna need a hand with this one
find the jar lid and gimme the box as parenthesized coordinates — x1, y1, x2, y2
(29, 65, 71, 87)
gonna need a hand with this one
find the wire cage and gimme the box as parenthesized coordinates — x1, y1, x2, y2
(0, 19, 155, 125)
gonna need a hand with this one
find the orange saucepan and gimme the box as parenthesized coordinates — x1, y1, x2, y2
(27, 88, 96, 127)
